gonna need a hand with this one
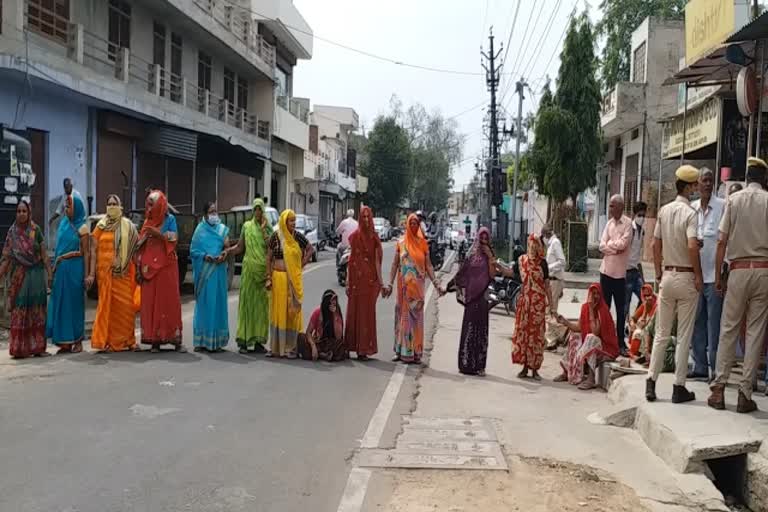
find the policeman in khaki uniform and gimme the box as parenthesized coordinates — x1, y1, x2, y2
(708, 157, 768, 414)
(646, 165, 703, 404)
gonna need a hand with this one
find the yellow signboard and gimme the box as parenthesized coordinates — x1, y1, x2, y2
(685, 0, 734, 66)
(662, 96, 720, 159)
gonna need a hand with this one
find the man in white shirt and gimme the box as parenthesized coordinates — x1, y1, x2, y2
(690, 168, 725, 381)
(335, 209, 358, 264)
(624, 201, 647, 320)
(543, 224, 567, 349)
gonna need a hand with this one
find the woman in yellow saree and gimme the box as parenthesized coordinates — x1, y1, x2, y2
(88, 194, 140, 352)
(266, 209, 313, 358)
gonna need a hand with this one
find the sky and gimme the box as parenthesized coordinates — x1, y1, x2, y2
(292, 0, 600, 191)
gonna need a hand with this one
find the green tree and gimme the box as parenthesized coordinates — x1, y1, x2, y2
(528, 13, 601, 203)
(555, 12, 602, 200)
(596, 0, 686, 89)
(401, 100, 463, 211)
(362, 116, 412, 216)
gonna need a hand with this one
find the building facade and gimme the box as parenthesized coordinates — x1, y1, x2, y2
(596, 17, 684, 246)
(0, 0, 312, 240)
(300, 105, 359, 236)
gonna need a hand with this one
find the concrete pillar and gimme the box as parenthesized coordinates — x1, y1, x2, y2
(261, 160, 271, 206)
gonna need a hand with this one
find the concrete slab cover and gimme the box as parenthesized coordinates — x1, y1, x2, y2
(358, 417, 508, 471)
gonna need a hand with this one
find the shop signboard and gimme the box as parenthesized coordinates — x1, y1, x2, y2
(684, 0, 742, 66)
(662, 96, 721, 159)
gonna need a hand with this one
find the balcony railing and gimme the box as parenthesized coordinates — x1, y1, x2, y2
(277, 95, 309, 124)
(191, 0, 276, 70)
(57, 21, 271, 143)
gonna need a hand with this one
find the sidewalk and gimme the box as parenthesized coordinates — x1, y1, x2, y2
(374, 296, 729, 512)
(563, 258, 655, 290)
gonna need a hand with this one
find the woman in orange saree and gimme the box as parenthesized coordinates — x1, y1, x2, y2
(508, 234, 550, 380)
(135, 190, 184, 353)
(385, 214, 439, 364)
(88, 194, 140, 352)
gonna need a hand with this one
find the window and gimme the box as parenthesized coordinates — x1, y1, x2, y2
(27, 0, 70, 44)
(223, 67, 236, 105)
(108, 0, 131, 62)
(633, 42, 646, 83)
(171, 33, 183, 102)
(152, 22, 166, 96)
(198, 52, 212, 90)
(237, 76, 248, 111)
(631, 128, 640, 140)
(197, 51, 212, 112)
(275, 67, 288, 97)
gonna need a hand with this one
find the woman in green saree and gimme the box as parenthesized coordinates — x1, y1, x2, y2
(226, 198, 273, 353)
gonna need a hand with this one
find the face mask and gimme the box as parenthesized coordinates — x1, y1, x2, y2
(634, 216, 645, 227)
(106, 205, 122, 220)
(207, 214, 221, 226)
(542, 236, 550, 245)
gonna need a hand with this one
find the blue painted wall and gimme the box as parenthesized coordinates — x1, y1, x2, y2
(0, 85, 89, 240)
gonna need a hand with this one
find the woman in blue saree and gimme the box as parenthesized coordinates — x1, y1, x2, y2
(191, 202, 230, 352)
(47, 187, 89, 354)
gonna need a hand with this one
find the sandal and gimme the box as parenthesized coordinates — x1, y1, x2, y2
(194, 347, 205, 353)
(239, 348, 249, 354)
(175, 345, 187, 353)
(357, 355, 370, 361)
(517, 368, 529, 379)
(150, 345, 160, 353)
(286, 353, 297, 360)
(553, 373, 568, 382)
(56, 346, 72, 355)
(391, 355, 401, 362)
(34, 352, 51, 358)
(476, 370, 486, 377)
(531, 371, 542, 381)
(71, 342, 83, 354)
(265, 351, 274, 358)
(578, 379, 597, 390)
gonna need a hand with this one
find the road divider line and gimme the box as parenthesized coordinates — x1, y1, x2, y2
(336, 282, 436, 512)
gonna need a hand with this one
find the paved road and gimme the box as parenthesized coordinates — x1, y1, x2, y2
(0, 243, 406, 512)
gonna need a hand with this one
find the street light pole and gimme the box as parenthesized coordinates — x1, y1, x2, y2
(509, 79, 526, 262)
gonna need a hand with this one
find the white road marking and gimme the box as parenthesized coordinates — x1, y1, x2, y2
(360, 364, 407, 449)
(336, 282, 436, 512)
(336, 468, 372, 512)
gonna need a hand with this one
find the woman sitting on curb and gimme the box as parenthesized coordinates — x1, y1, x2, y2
(554, 283, 619, 390)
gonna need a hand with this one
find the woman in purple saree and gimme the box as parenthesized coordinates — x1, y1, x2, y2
(448, 227, 496, 376)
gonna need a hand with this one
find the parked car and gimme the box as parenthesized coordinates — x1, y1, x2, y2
(373, 217, 391, 241)
(294, 213, 320, 262)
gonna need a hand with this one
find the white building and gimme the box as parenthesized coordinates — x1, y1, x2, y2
(596, 17, 683, 246)
(0, 0, 311, 234)
(299, 105, 359, 234)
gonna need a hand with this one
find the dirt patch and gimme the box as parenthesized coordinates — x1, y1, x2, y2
(379, 457, 649, 512)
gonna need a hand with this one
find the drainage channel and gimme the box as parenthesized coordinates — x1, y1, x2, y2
(706, 454, 753, 511)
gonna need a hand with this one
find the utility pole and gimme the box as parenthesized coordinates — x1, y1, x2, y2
(509, 79, 526, 261)
(481, 28, 503, 236)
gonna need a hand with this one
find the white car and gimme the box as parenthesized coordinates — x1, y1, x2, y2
(294, 214, 320, 262)
(373, 217, 391, 241)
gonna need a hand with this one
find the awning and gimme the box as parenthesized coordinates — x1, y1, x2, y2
(663, 41, 755, 85)
(726, 10, 768, 43)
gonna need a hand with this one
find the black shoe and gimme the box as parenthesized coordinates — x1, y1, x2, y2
(671, 385, 696, 404)
(645, 378, 657, 402)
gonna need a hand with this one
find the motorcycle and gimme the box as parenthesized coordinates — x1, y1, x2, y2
(337, 246, 351, 286)
(487, 257, 523, 316)
(457, 239, 469, 265)
(325, 230, 340, 249)
(429, 238, 445, 271)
